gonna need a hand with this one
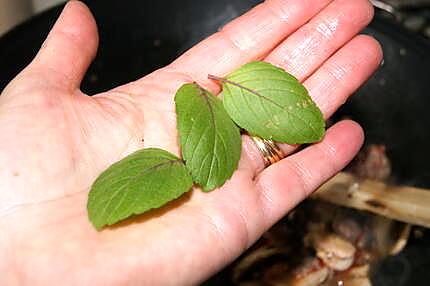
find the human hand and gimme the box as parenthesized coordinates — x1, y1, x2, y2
(0, 1, 381, 285)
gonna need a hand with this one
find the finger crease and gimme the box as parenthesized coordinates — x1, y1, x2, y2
(316, 140, 338, 174)
(286, 159, 313, 197)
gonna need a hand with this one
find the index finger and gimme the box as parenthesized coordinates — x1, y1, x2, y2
(169, 0, 333, 87)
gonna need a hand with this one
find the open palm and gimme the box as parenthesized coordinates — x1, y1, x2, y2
(0, 1, 381, 285)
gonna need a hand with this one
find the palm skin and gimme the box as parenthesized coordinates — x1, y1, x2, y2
(0, 1, 382, 285)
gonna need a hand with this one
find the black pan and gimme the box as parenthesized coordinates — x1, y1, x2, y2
(1, 1, 429, 285)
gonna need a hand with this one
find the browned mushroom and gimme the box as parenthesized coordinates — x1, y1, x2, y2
(230, 144, 425, 286)
(312, 233, 356, 271)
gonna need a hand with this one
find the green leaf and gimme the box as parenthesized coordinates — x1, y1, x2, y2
(175, 83, 241, 192)
(87, 148, 193, 230)
(215, 61, 325, 144)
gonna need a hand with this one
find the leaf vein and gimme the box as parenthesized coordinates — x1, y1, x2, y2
(223, 80, 320, 137)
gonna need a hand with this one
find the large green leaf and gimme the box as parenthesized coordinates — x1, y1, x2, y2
(87, 148, 193, 230)
(175, 83, 241, 191)
(218, 61, 325, 144)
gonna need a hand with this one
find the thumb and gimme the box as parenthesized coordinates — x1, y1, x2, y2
(27, 1, 99, 91)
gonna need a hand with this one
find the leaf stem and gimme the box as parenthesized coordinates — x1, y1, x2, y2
(208, 74, 264, 97)
(209, 74, 284, 107)
(210, 74, 257, 92)
(208, 74, 225, 82)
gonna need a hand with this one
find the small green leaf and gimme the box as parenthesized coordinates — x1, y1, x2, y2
(175, 83, 241, 191)
(87, 148, 193, 230)
(215, 61, 325, 144)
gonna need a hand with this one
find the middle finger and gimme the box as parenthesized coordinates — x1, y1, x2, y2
(240, 0, 378, 173)
(266, 0, 374, 81)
